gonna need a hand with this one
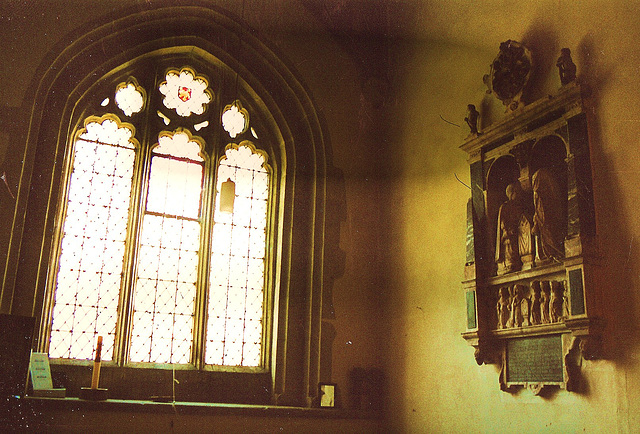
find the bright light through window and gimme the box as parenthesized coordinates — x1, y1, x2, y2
(47, 65, 274, 370)
(115, 80, 145, 116)
(206, 144, 270, 366)
(222, 101, 249, 138)
(130, 131, 204, 364)
(158, 68, 212, 117)
(49, 117, 137, 361)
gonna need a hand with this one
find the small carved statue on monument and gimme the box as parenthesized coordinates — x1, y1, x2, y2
(519, 285, 531, 327)
(540, 281, 552, 324)
(518, 213, 534, 269)
(465, 104, 480, 135)
(530, 281, 542, 325)
(550, 281, 569, 323)
(495, 183, 525, 274)
(496, 286, 511, 329)
(556, 48, 577, 86)
(532, 168, 565, 261)
(508, 284, 529, 328)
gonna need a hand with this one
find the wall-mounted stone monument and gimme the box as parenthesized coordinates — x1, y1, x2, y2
(461, 41, 603, 394)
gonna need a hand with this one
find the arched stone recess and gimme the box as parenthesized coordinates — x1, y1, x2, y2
(486, 155, 520, 274)
(4, 2, 330, 407)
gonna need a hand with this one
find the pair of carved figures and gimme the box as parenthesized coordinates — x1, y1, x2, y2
(496, 280, 568, 330)
(495, 168, 564, 275)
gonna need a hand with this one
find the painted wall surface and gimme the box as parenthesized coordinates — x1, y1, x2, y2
(384, 0, 640, 432)
(2, 0, 640, 432)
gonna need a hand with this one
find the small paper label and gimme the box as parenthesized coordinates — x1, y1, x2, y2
(29, 352, 54, 390)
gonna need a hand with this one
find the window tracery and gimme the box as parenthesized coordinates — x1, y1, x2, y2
(47, 65, 272, 369)
(158, 67, 212, 117)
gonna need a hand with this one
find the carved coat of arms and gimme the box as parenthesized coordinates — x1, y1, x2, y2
(485, 40, 532, 112)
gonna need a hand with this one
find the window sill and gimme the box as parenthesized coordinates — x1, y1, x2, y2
(11, 396, 381, 420)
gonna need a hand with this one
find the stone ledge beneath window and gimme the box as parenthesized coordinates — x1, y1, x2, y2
(3, 396, 382, 431)
(21, 396, 379, 418)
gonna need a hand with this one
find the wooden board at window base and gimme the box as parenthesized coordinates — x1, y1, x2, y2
(0, 314, 35, 398)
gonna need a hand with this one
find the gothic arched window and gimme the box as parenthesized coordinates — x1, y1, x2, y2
(46, 61, 276, 373)
(5, 5, 329, 405)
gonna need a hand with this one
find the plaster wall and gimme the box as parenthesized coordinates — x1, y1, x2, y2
(0, 0, 386, 422)
(3, 0, 640, 432)
(385, 1, 640, 432)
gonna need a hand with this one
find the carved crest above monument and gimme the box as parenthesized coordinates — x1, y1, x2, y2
(484, 40, 532, 112)
(461, 44, 603, 395)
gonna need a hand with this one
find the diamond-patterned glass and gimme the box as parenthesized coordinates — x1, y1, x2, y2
(49, 118, 136, 361)
(206, 144, 269, 367)
(129, 146, 203, 364)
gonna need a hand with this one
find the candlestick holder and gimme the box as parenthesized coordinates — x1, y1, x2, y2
(80, 386, 108, 401)
(79, 335, 108, 401)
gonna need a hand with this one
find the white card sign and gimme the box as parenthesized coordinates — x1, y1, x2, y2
(29, 352, 54, 390)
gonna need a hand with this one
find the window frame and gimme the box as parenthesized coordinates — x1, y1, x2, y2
(45, 58, 279, 365)
(4, 4, 328, 407)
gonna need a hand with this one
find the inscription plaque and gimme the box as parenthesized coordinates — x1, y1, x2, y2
(506, 335, 563, 383)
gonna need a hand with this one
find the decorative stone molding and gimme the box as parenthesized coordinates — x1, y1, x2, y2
(461, 44, 602, 393)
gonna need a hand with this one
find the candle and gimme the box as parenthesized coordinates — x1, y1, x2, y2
(91, 336, 103, 389)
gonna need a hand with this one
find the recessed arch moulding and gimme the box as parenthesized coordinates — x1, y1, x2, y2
(4, 3, 332, 407)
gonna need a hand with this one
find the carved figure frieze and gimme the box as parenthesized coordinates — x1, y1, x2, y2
(550, 281, 569, 322)
(540, 281, 552, 324)
(497, 286, 511, 329)
(530, 281, 542, 325)
(493, 280, 568, 330)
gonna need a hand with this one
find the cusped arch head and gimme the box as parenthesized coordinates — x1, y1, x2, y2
(220, 140, 270, 171)
(11, 3, 329, 322)
(28, 2, 326, 181)
(155, 128, 207, 162)
(529, 134, 568, 183)
(75, 113, 140, 150)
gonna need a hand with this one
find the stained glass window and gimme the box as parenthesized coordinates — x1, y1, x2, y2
(47, 64, 272, 371)
(115, 80, 145, 116)
(207, 144, 269, 366)
(49, 116, 137, 361)
(158, 68, 212, 117)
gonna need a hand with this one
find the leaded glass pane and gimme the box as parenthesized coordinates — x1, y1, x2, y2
(49, 118, 136, 361)
(115, 81, 145, 116)
(146, 156, 203, 219)
(206, 144, 269, 367)
(129, 143, 203, 364)
(130, 216, 200, 364)
(221, 101, 248, 138)
(158, 68, 212, 117)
